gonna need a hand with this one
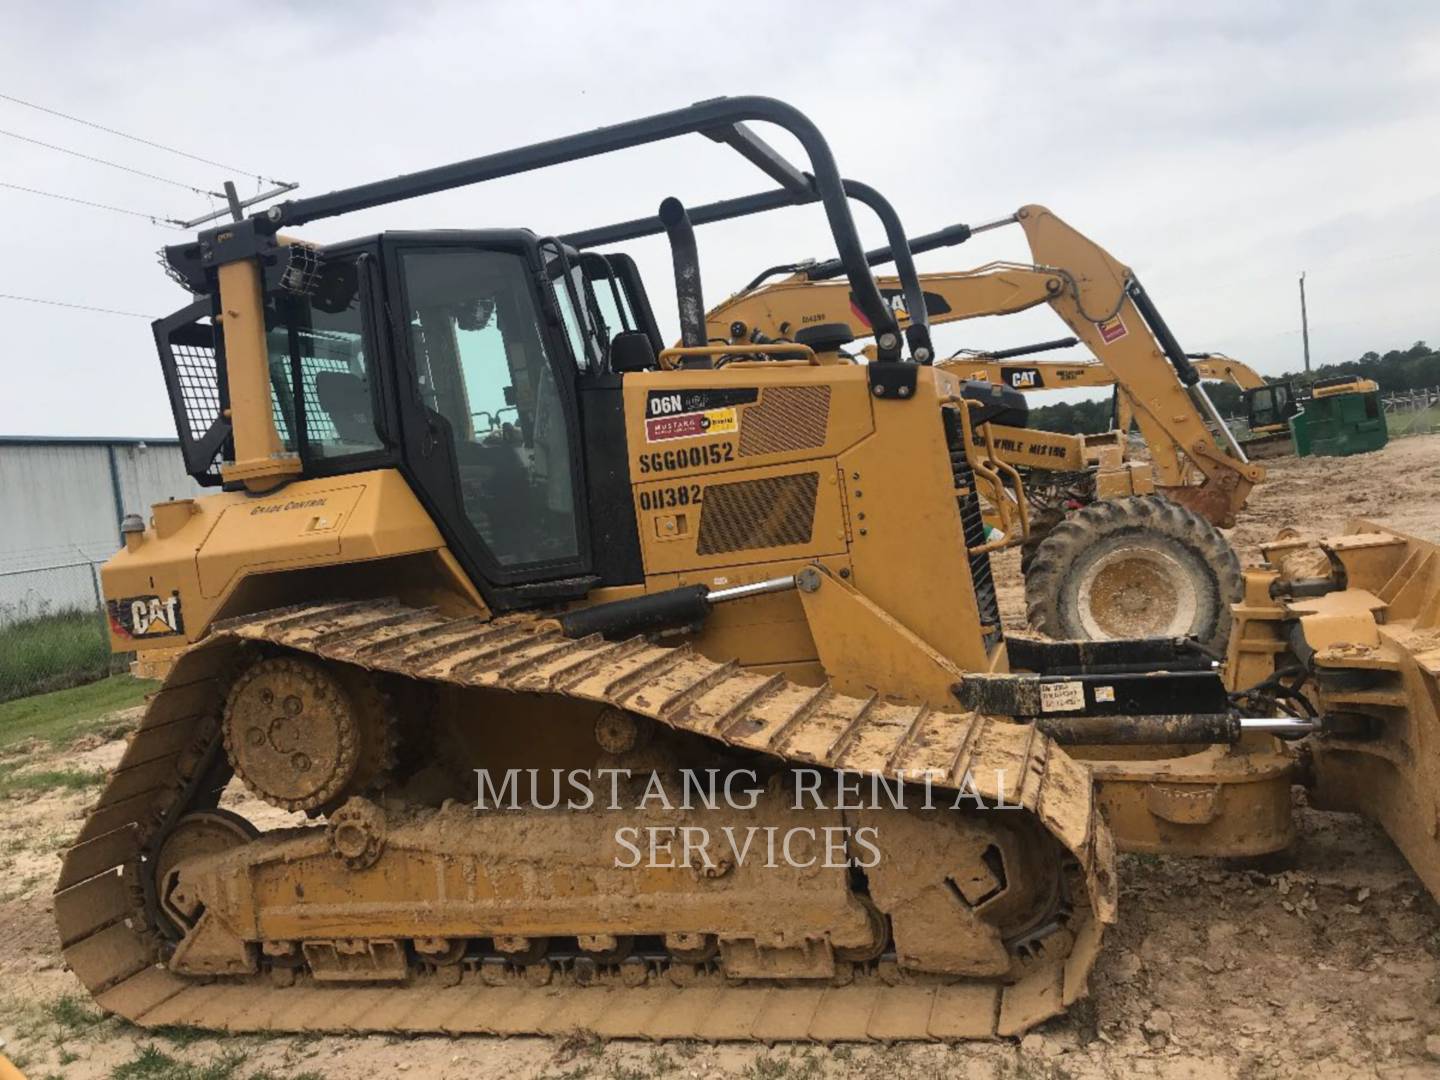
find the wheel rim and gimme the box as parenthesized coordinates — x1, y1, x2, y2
(1074, 545, 1199, 639)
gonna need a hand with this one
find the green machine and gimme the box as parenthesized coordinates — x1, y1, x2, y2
(1288, 375, 1388, 458)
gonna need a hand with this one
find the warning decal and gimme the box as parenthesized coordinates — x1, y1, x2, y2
(1039, 680, 1086, 713)
(1096, 314, 1129, 344)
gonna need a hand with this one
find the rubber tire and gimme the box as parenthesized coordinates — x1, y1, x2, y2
(1018, 507, 1065, 576)
(1023, 495, 1243, 655)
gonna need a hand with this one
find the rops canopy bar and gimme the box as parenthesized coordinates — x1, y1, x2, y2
(562, 177, 934, 361)
(560, 187, 805, 248)
(258, 95, 903, 353)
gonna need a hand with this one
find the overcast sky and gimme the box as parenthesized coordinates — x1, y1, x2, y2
(2, 1, 1437, 437)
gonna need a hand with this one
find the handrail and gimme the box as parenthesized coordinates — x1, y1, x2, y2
(657, 343, 817, 369)
(943, 396, 1030, 554)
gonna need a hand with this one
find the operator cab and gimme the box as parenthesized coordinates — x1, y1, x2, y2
(153, 96, 931, 615)
(157, 227, 673, 609)
(1244, 380, 1299, 433)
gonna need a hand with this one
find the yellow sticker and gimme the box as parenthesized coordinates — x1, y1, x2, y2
(702, 407, 737, 435)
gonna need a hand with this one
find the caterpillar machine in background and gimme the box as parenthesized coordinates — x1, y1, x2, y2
(57, 97, 1440, 1044)
(947, 348, 1385, 461)
(705, 216, 1264, 651)
(944, 344, 1264, 447)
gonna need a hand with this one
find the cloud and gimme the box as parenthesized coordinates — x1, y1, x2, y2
(0, 0, 1436, 435)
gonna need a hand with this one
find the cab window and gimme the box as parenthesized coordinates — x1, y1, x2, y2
(266, 255, 384, 461)
(400, 248, 581, 569)
(552, 264, 601, 372)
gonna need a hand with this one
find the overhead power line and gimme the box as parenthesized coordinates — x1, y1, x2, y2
(0, 127, 222, 197)
(0, 293, 156, 319)
(0, 180, 183, 227)
(0, 90, 285, 185)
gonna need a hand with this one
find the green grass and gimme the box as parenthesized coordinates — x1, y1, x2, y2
(0, 674, 154, 751)
(110, 1045, 324, 1080)
(46, 993, 105, 1033)
(0, 609, 127, 703)
(0, 763, 105, 798)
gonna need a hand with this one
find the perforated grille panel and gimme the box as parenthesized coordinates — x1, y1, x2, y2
(697, 472, 820, 555)
(174, 340, 222, 437)
(162, 320, 229, 484)
(941, 406, 1003, 651)
(739, 385, 831, 457)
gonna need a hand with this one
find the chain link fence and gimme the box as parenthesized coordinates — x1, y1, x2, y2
(0, 559, 107, 627)
(0, 557, 126, 703)
(1383, 386, 1440, 437)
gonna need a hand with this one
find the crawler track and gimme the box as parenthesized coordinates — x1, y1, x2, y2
(55, 600, 1116, 1040)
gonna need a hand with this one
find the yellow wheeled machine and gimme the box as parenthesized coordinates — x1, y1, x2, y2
(55, 97, 1440, 1044)
(705, 211, 1262, 652)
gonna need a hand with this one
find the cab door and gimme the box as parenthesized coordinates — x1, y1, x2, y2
(383, 234, 594, 608)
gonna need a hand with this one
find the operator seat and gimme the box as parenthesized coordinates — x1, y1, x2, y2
(314, 371, 376, 443)
(958, 380, 1028, 428)
(610, 330, 658, 372)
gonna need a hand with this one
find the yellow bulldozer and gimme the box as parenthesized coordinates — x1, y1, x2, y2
(57, 97, 1440, 1045)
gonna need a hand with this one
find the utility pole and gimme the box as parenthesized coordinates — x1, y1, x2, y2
(1299, 271, 1311, 374)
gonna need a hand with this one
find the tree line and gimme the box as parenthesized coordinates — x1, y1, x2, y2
(1027, 340, 1436, 435)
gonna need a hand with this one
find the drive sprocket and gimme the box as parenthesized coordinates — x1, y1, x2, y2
(222, 655, 393, 813)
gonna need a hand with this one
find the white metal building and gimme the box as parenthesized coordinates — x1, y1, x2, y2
(0, 437, 203, 622)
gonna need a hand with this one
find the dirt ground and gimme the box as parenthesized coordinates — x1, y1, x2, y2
(5, 436, 1440, 1079)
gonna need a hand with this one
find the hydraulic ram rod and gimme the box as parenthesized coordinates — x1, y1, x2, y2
(1125, 277, 1251, 464)
(557, 576, 800, 639)
(1038, 713, 1317, 745)
(708, 576, 799, 602)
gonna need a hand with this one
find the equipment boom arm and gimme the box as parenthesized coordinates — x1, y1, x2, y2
(705, 205, 1264, 526)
